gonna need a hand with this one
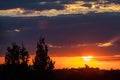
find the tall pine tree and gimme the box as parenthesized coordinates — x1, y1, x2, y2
(33, 38, 55, 72)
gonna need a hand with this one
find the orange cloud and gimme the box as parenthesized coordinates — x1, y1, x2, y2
(97, 34, 120, 47)
(97, 42, 112, 47)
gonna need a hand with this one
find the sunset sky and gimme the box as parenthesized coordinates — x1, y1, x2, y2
(0, 0, 120, 69)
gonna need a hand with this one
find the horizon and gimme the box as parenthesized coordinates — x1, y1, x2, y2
(1, 54, 120, 70)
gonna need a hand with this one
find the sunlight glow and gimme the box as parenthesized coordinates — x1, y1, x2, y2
(82, 56, 93, 62)
(1, 56, 120, 69)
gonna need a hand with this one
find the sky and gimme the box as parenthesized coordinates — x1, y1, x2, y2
(1, 0, 120, 69)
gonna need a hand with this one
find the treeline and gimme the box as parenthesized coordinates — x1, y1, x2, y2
(1, 64, 120, 80)
(53, 67, 120, 80)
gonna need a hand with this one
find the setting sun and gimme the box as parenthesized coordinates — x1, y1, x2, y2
(82, 56, 93, 62)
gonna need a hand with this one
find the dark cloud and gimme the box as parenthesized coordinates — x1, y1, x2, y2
(1, 15, 120, 42)
(1, 0, 119, 10)
(0, 0, 64, 10)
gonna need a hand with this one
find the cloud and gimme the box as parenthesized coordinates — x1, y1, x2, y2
(7, 29, 21, 33)
(39, 2, 47, 5)
(0, 1, 120, 17)
(48, 44, 62, 48)
(114, 55, 120, 58)
(97, 42, 113, 47)
(97, 34, 120, 47)
(94, 55, 120, 61)
(72, 44, 87, 47)
(48, 43, 91, 49)
(14, 29, 21, 32)
(38, 1, 61, 5)
(48, 43, 98, 49)
(71, 43, 95, 48)
(0, 8, 24, 13)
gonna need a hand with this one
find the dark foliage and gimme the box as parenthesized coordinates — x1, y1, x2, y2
(1, 64, 120, 80)
(52, 68, 120, 80)
(33, 38, 55, 80)
(5, 43, 29, 66)
(5, 43, 21, 65)
(19, 44, 29, 71)
(1, 38, 55, 80)
(2, 43, 30, 80)
(33, 38, 54, 71)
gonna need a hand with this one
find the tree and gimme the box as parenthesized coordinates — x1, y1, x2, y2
(19, 44, 29, 66)
(5, 43, 29, 66)
(4, 43, 21, 80)
(33, 38, 55, 72)
(5, 43, 20, 65)
(4, 43, 30, 80)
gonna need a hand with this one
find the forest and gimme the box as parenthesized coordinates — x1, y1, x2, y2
(0, 38, 120, 80)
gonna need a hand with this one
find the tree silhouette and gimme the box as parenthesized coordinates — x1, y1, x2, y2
(33, 37, 55, 72)
(4, 43, 21, 80)
(5, 43, 29, 66)
(19, 44, 29, 66)
(4, 43, 30, 80)
(5, 43, 20, 65)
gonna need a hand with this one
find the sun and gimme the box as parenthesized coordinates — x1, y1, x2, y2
(82, 56, 93, 62)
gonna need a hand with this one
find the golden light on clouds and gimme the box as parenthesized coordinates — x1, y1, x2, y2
(97, 34, 120, 47)
(0, 8, 24, 13)
(14, 29, 21, 32)
(97, 42, 112, 47)
(0, 1, 120, 17)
